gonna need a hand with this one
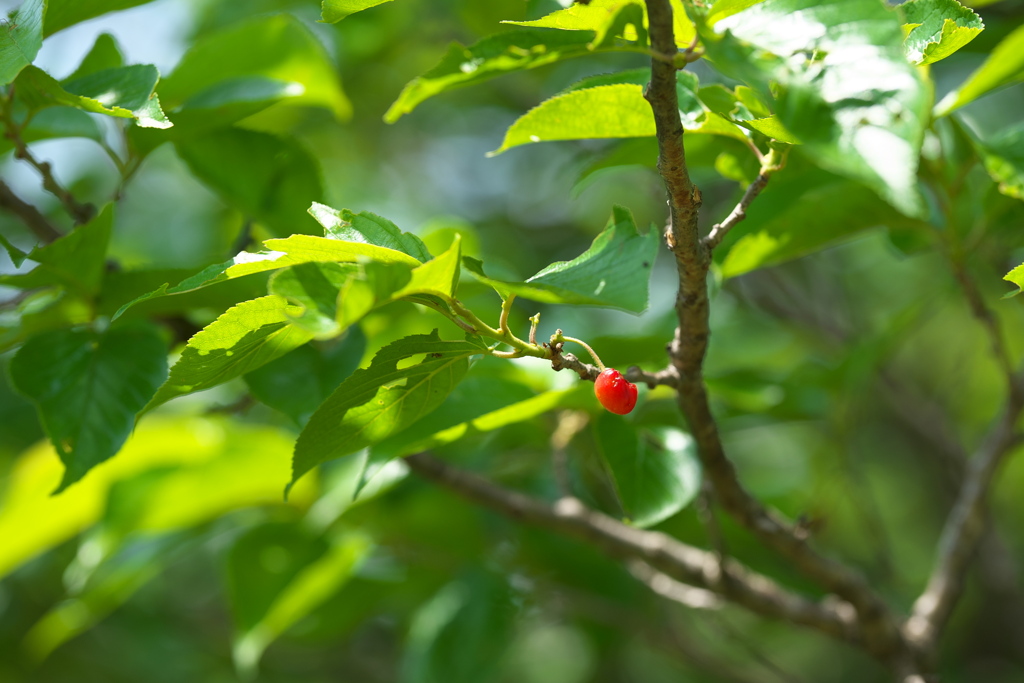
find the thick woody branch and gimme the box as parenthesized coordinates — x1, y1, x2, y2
(0, 180, 62, 243)
(404, 452, 860, 643)
(642, 0, 902, 658)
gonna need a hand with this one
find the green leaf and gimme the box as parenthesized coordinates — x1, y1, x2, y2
(168, 77, 306, 135)
(0, 106, 103, 157)
(144, 296, 315, 412)
(505, 0, 694, 46)
(385, 29, 619, 124)
(67, 33, 123, 80)
(402, 572, 515, 683)
(699, 0, 930, 217)
(13, 64, 171, 128)
(595, 420, 701, 528)
(973, 122, 1024, 201)
(268, 262, 358, 338)
(8, 322, 168, 492)
(464, 206, 659, 313)
(720, 174, 918, 278)
(936, 23, 1024, 116)
(0, 416, 318, 580)
(290, 330, 486, 488)
(0, 204, 113, 294)
(44, 0, 158, 37)
(159, 14, 350, 122)
(174, 128, 322, 237)
(320, 0, 396, 22)
(0, 233, 28, 267)
(0, 0, 44, 86)
(232, 529, 371, 676)
(245, 328, 366, 426)
(309, 203, 432, 262)
(113, 228, 424, 319)
(900, 0, 983, 66)
(1004, 262, 1024, 298)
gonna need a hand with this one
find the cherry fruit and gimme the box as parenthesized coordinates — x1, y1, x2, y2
(594, 368, 638, 415)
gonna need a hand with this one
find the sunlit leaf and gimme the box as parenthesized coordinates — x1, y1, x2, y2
(698, 0, 931, 217)
(269, 262, 358, 338)
(44, 0, 159, 37)
(505, 0, 695, 46)
(159, 14, 350, 121)
(595, 420, 701, 528)
(900, 0, 983, 66)
(145, 296, 314, 412)
(0, 417, 317, 580)
(464, 206, 659, 313)
(0, 0, 43, 85)
(9, 322, 168, 491)
(935, 23, 1024, 116)
(309, 203, 432, 262)
(13, 64, 171, 128)
(320, 0, 396, 22)
(1004, 262, 1024, 298)
(291, 331, 486, 488)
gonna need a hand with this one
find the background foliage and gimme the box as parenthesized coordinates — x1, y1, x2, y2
(1, 0, 1024, 681)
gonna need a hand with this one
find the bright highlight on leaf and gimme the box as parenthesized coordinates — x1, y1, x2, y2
(320, 0, 396, 22)
(900, 0, 983, 66)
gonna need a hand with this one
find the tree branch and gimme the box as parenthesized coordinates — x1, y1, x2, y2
(904, 393, 1024, 651)
(0, 179, 62, 243)
(704, 172, 771, 249)
(404, 451, 860, 644)
(642, 0, 904, 659)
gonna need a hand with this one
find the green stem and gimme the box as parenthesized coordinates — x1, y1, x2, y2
(555, 331, 606, 371)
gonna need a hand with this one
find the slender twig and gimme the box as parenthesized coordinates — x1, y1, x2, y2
(642, 0, 904, 660)
(0, 180, 62, 243)
(403, 451, 860, 643)
(627, 364, 679, 388)
(904, 396, 1024, 651)
(704, 173, 771, 249)
(627, 559, 722, 609)
(1, 94, 95, 225)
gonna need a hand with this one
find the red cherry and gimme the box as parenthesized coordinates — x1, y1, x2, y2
(594, 368, 638, 415)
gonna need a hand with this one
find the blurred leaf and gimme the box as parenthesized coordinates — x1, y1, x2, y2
(230, 527, 371, 676)
(900, 0, 983, 66)
(464, 206, 659, 312)
(9, 321, 168, 491)
(699, 0, 930, 217)
(0, 0, 43, 86)
(972, 121, 1024, 201)
(245, 327, 367, 425)
(159, 14, 350, 121)
(385, 29, 634, 123)
(935, 23, 1024, 116)
(13, 64, 171, 128)
(720, 175, 918, 277)
(67, 33, 124, 80)
(0, 233, 28, 267)
(168, 77, 306, 136)
(402, 572, 515, 683)
(44, 0, 158, 37)
(1004, 262, 1024, 297)
(594, 420, 701, 527)
(175, 128, 322, 237)
(291, 331, 486, 488)
(0, 416, 317, 580)
(24, 534, 186, 660)
(269, 262, 358, 338)
(506, 0, 694, 46)
(145, 295, 314, 411)
(320, 0, 396, 22)
(309, 203, 432, 262)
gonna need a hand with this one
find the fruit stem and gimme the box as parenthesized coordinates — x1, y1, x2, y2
(528, 313, 540, 345)
(554, 330, 606, 371)
(499, 294, 516, 338)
